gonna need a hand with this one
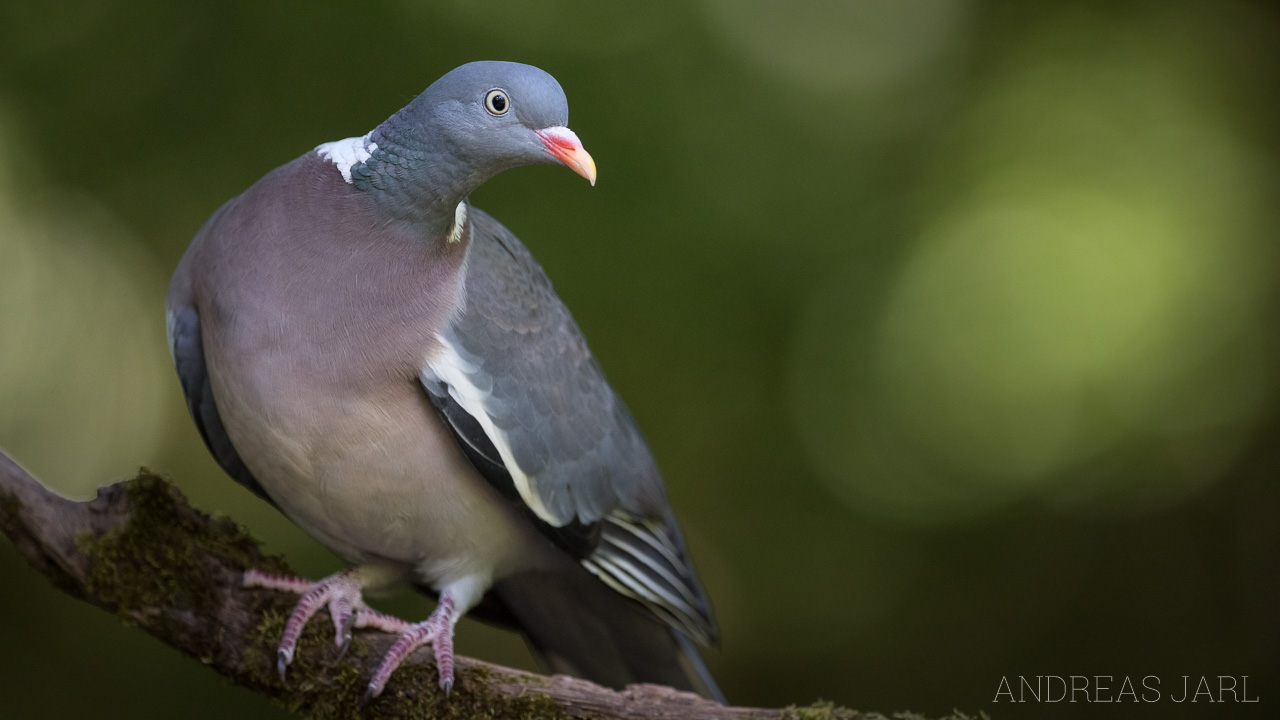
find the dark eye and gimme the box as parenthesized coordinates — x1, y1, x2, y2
(484, 89, 509, 115)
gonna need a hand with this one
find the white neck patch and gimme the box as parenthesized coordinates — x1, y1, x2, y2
(315, 133, 377, 184)
(447, 201, 468, 243)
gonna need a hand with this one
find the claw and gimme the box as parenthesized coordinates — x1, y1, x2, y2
(333, 602, 354, 659)
(335, 617, 355, 661)
(277, 648, 292, 683)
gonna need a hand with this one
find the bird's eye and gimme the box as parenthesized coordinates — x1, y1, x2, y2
(484, 89, 510, 116)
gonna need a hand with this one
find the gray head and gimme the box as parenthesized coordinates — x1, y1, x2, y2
(354, 61, 595, 228)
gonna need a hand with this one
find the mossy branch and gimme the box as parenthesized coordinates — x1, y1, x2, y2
(0, 449, 978, 720)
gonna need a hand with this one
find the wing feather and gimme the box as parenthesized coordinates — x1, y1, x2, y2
(421, 209, 715, 643)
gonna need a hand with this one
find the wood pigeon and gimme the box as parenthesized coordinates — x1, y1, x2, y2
(166, 61, 722, 702)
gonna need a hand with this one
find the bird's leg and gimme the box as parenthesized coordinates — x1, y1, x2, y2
(364, 576, 485, 700)
(243, 568, 410, 680)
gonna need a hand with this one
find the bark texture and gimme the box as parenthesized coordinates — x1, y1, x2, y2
(0, 449, 977, 720)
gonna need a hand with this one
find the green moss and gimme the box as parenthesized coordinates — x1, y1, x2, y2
(266, 645, 572, 720)
(242, 608, 289, 687)
(782, 700, 859, 720)
(780, 702, 984, 720)
(355, 668, 570, 720)
(78, 468, 288, 620)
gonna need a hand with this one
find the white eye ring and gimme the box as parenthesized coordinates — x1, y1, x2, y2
(484, 89, 510, 116)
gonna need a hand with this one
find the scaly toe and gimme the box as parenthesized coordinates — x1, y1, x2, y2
(245, 569, 367, 682)
(366, 621, 438, 699)
(328, 581, 358, 648)
(432, 621, 455, 691)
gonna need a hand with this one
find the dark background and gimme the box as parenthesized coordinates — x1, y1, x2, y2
(1, 2, 1277, 719)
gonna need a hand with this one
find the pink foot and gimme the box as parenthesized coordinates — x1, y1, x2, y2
(364, 594, 457, 700)
(243, 569, 412, 681)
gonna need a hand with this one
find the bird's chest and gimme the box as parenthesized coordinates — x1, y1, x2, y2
(209, 253, 443, 377)
(202, 302, 528, 581)
(196, 240, 525, 580)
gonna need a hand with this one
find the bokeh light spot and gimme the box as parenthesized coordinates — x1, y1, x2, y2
(0, 115, 172, 498)
(789, 10, 1280, 522)
(700, 0, 970, 95)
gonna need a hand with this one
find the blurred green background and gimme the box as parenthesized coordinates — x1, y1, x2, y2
(1, 1, 1277, 718)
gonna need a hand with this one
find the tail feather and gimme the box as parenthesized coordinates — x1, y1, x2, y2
(672, 630, 724, 702)
(492, 566, 725, 703)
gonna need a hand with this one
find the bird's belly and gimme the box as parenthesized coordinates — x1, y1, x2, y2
(209, 353, 534, 590)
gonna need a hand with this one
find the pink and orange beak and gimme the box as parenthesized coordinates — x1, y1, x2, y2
(536, 127, 597, 186)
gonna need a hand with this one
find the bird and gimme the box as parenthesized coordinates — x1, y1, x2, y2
(165, 61, 722, 702)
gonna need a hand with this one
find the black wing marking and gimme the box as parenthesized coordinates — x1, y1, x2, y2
(421, 378, 601, 558)
(169, 305, 274, 506)
(583, 512, 718, 644)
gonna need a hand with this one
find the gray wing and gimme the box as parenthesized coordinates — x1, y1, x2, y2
(167, 304, 274, 506)
(421, 209, 716, 643)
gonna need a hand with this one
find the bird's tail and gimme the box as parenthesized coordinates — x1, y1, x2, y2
(492, 566, 725, 702)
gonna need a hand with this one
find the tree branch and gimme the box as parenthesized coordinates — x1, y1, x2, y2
(0, 449, 972, 720)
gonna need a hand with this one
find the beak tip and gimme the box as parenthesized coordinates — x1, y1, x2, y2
(575, 154, 598, 187)
(537, 126, 597, 188)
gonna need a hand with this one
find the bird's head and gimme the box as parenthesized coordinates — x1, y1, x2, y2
(404, 61, 596, 187)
